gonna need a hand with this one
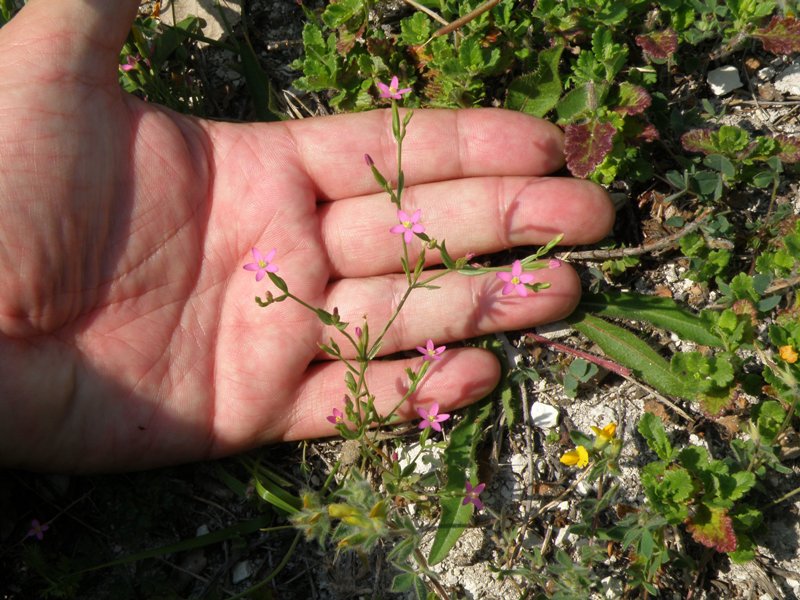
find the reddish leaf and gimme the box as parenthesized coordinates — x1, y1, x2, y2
(681, 129, 716, 155)
(638, 122, 660, 142)
(753, 16, 800, 55)
(686, 506, 737, 553)
(776, 134, 800, 163)
(564, 121, 617, 178)
(615, 83, 652, 116)
(635, 29, 678, 60)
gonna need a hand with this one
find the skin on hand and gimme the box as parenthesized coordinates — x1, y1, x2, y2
(0, 0, 615, 472)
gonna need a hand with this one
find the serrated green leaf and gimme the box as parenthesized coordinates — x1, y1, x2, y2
(578, 291, 724, 347)
(428, 399, 492, 565)
(567, 312, 690, 398)
(322, 0, 366, 29)
(638, 412, 674, 461)
(505, 44, 563, 117)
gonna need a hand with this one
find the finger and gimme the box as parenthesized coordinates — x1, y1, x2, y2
(277, 348, 501, 441)
(2, 0, 139, 83)
(321, 265, 580, 359)
(320, 176, 613, 278)
(283, 108, 565, 200)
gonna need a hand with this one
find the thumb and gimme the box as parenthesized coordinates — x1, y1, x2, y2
(0, 0, 140, 84)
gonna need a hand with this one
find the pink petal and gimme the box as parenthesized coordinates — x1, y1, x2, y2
(403, 230, 414, 243)
(430, 421, 442, 432)
(266, 264, 279, 273)
(519, 273, 535, 284)
(410, 209, 422, 223)
(376, 81, 390, 96)
(416, 345, 428, 355)
(511, 260, 523, 276)
(255, 270, 266, 282)
(501, 282, 516, 295)
(243, 263, 260, 271)
(389, 75, 399, 90)
(473, 483, 486, 494)
(251, 247, 264, 261)
(411, 224, 425, 234)
(397, 209, 410, 222)
(429, 402, 439, 414)
(436, 413, 450, 422)
(516, 285, 528, 297)
(264, 248, 277, 262)
(497, 272, 513, 283)
(390, 224, 406, 235)
(416, 407, 429, 420)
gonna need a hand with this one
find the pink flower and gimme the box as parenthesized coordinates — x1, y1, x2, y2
(462, 481, 486, 510)
(327, 408, 344, 425)
(120, 55, 138, 72)
(377, 76, 411, 99)
(548, 258, 562, 269)
(390, 209, 425, 243)
(416, 402, 450, 432)
(416, 339, 445, 361)
(26, 519, 49, 541)
(497, 260, 535, 297)
(243, 248, 279, 282)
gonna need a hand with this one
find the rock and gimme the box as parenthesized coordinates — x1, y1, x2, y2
(530, 402, 560, 431)
(159, 0, 243, 43)
(775, 63, 800, 96)
(534, 320, 572, 340)
(232, 560, 253, 585)
(195, 524, 210, 536)
(707, 66, 742, 96)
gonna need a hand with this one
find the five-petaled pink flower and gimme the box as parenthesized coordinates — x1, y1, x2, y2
(497, 260, 535, 297)
(390, 209, 425, 243)
(377, 76, 412, 100)
(462, 481, 486, 510)
(26, 519, 49, 541)
(416, 402, 450, 432)
(327, 408, 344, 425)
(243, 248, 279, 282)
(416, 339, 445, 361)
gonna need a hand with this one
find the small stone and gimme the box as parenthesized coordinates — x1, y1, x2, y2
(534, 320, 572, 340)
(196, 524, 210, 537)
(707, 66, 743, 96)
(530, 402, 560, 431)
(775, 63, 800, 96)
(232, 560, 253, 585)
(757, 66, 776, 81)
(159, 0, 243, 44)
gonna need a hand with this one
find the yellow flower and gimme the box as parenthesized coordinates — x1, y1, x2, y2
(779, 345, 799, 364)
(560, 445, 589, 468)
(591, 422, 617, 443)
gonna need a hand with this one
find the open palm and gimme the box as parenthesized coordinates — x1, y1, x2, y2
(0, 0, 614, 471)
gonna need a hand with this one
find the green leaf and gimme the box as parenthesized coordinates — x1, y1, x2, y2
(253, 476, 301, 515)
(567, 312, 690, 398)
(400, 12, 431, 45)
(391, 572, 418, 593)
(505, 44, 563, 118)
(638, 412, 674, 461)
(753, 400, 786, 442)
(578, 291, 724, 347)
(322, 0, 366, 29)
(557, 83, 593, 122)
(704, 154, 736, 178)
(428, 399, 493, 565)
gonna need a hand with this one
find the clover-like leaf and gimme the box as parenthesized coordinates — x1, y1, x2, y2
(564, 120, 616, 178)
(686, 505, 737, 553)
(753, 16, 800, 55)
(681, 129, 717, 155)
(635, 29, 678, 60)
(776, 134, 800, 163)
(615, 83, 651, 116)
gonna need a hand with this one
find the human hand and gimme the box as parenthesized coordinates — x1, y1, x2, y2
(0, 0, 614, 471)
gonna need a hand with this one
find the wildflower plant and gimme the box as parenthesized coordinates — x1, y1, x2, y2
(247, 78, 562, 592)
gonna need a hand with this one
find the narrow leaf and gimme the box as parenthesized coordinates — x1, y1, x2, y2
(578, 291, 724, 347)
(428, 399, 493, 565)
(567, 312, 689, 398)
